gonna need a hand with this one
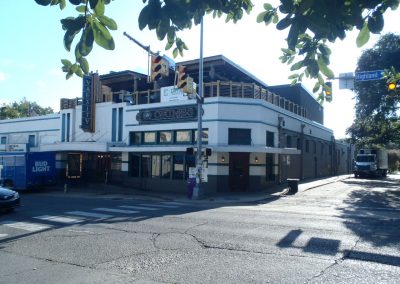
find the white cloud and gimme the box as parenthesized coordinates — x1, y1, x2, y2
(0, 72, 5, 81)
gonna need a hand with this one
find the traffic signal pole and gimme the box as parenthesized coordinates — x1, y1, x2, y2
(192, 16, 204, 199)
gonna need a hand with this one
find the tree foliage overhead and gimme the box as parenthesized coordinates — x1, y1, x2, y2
(34, 0, 399, 102)
(0, 98, 54, 119)
(347, 33, 400, 149)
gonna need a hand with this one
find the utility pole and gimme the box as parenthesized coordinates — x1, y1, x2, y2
(192, 16, 204, 199)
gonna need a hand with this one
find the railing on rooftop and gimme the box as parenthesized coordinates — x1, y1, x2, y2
(60, 81, 307, 119)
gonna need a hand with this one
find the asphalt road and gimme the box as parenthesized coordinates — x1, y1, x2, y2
(0, 176, 399, 283)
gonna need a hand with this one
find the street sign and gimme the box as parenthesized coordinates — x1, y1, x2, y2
(339, 72, 354, 90)
(354, 70, 384, 82)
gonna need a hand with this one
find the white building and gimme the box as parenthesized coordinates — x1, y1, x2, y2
(0, 55, 354, 195)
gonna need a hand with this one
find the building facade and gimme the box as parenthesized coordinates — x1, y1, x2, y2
(0, 55, 354, 195)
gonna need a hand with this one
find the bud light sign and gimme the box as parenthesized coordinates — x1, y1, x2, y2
(32, 161, 50, 173)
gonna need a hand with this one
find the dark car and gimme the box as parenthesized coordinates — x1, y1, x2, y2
(0, 186, 20, 212)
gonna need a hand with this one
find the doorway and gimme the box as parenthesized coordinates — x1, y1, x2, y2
(229, 152, 249, 191)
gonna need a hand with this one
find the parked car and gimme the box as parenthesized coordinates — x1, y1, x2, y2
(0, 186, 20, 212)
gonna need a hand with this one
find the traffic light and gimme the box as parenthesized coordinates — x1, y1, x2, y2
(387, 80, 397, 91)
(150, 55, 169, 82)
(324, 82, 332, 102)
(176, 65, 188, 89)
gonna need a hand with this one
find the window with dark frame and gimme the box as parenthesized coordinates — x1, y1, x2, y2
(143, 132, 157, 144)
(159, 131, 173, 144)
(161, 155, 172, 179)
(229, 128, 251, 145)
(297, 138, 301, 150)
(130, 132, 141, 145)
(175, 130, 192, 143)
(266, 131, 274, 147)
(286, 135, 292, 148)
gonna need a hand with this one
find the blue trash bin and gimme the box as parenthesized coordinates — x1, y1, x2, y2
(187, 178, 196, 199)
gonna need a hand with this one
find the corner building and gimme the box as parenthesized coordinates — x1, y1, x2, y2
(0, 55, 354, 195)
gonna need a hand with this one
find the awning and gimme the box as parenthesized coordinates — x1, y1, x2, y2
(211, 146, 301, 155)
(109, 144, 301, 155)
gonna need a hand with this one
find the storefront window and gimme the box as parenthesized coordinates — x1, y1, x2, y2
(172, 154, 184, 179)
(194, 129, 208, 144)
(143, 132, 157, 144)
(141, 155, 151, 177)
(111, 154, 122, 171)
(130, 154, 140, 177)
(161, 155, 171, 179)
(130, 132, 141, 145)
(176, 130, 192, 143)
(152, 155, 161, 178)
(67, 153, 82, 178)
(159, 131, 172, 144)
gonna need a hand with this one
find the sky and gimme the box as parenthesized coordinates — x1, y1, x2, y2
(0, 1, 399, 139)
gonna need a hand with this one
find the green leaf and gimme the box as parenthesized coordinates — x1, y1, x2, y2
(287, 24, 299, 50)
(97, 15, 117, 30)
(356, 22, 370, 47)
(74, 66, 84, 77)
(89, 0, 99, 10)
(172, 47, 178, 58)
(368, 11, 384, 34)
(290, 60, 304, 71)
(138, 5, 149, 30)
(307, 60, 319, 77)
(63, 29, 80, 51)
(263, 3, 273, 10)
(61, 15, 86, 32)
(167, 28, 175, 43)
(61, 59, 72, 68)
(256, 11, 267, 23)
(76, 5, 86, 13)
(156, 18, 169, 40)
(276, 17, 292, 30)
(318, 44, 331, 56)
(59, 0, 66, 10)
(92, 20, 115, 50)
(78, 25, 94, 56)
(288, 74, 298, 79)
(165, 41, 173, 51)
(35, 0, 52, 6)
(317, 56, 334, 79)
(312, 81, 320, 93)
(94, 0, 105, 16)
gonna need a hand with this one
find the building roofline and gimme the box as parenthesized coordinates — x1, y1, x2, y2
(177, 54, 270, 88)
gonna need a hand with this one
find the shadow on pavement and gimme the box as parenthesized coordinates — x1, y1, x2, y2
(338, 177, 400, 247)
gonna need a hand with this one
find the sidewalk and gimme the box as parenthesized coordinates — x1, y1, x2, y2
(39, 175, 352, 204)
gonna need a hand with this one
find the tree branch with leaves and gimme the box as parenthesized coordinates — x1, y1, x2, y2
(34, 0, 399, 102)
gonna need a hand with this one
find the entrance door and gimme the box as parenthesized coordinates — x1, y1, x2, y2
(229, 152, 249, 191)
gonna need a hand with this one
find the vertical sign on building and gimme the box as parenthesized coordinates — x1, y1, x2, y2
(81, 73, 98, 132)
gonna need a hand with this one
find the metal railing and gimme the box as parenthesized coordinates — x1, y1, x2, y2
(60, 81, 307, 118)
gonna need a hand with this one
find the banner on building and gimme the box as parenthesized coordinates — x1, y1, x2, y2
(160, 86, 188, 102)
(81, 73, 99, 132)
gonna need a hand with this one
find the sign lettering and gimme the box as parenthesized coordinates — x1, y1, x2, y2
(32, 161, 50, 173)
(136, 105, 198, 124)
